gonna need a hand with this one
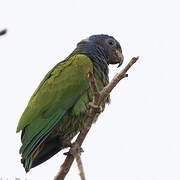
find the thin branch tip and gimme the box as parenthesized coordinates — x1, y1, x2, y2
(133, 56, 139, 62)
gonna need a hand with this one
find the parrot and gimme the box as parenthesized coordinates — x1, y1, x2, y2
(16, 34, 124, 172)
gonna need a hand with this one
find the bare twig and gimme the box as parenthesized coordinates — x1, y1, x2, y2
(0, 29, 7, 36)
(75, 153, 85, 180)
(54, 56, 139, 180)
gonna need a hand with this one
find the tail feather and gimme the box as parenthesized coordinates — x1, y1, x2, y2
(21, 157, 32, 173)
(21, 136, 62, 172)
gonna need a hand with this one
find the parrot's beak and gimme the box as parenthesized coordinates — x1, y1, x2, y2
(107, 50, 124, 67)
(116, 50, 124, 68)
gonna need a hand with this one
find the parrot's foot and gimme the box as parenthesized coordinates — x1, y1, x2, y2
(63, 142, 84, 156)
(88, 102, 102, 113)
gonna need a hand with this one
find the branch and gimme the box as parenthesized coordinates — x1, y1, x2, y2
(54, 56, 139, 180)
(75, 152, 85, 180)
(99, 56, 139, 102)
(0, 29, 7, 36)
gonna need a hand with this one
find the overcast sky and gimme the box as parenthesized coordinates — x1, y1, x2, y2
(0, 0, 180, 179)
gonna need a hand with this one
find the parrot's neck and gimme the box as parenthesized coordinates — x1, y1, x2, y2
(72, 43, 109, 77)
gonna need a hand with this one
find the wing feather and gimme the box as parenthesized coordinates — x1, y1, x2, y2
(17, 54, 93, 159)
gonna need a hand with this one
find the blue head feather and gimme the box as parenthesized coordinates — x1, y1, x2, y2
(71, 34, 122, 82)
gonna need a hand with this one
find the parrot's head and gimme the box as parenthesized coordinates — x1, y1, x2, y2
(77, 34, 124, 67)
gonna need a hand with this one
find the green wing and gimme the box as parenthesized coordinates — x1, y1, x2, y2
(16, 54, 93, 159)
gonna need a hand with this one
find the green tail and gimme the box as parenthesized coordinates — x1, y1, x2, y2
(22, 136, 62, 172)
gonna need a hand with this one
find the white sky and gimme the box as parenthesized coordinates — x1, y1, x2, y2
(0, 0, 180, 179)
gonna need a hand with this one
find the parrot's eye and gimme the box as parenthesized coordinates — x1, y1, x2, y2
(106, 39, 116, 47)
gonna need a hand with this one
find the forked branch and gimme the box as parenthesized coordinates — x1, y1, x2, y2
(54, 56, 139, 180)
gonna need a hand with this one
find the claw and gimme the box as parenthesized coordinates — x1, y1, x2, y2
(63, 142, 83, 157)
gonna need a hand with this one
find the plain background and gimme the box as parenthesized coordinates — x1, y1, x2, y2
(0, 0, 180, 179)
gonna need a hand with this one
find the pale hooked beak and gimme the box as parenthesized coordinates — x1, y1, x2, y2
(116, 50, 124, 67)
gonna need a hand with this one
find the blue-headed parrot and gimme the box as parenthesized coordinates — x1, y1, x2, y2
(16, 34, 124, 172)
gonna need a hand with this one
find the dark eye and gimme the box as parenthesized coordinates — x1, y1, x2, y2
(106, 39, 116, 47)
